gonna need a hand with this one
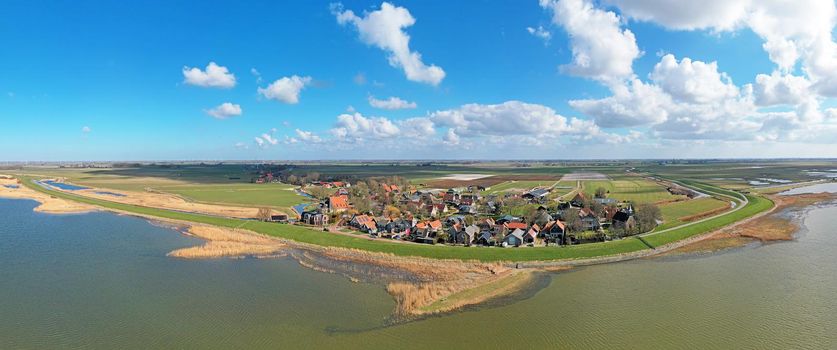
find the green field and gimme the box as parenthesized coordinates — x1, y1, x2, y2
(20, 175, 774, 262)
(582, 178, 680, 203)
(154, 183, 309, 208)
(656, 197, 730, 231)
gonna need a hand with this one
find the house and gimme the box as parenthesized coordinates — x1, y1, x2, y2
(425, 203, 447, 218)
(477, 218, 496, 231)
(594, 197, 617, 205)
(571, 192, 587, 207)
(495, 215, 520, 225)
(445, 215, 466, 226)
(335, 188, 350, 196)
(579, 207, 600, 231)
(443, 189, 461, 203)
(522, 188, 551, 203)
(414, 220, 442, 237)
(383, 218, 412, 235)
(458, 204, 477, 215)
(503, 221, 528, 233)
(382, 184, 392, 193)
(349, 214, 377, 234)
(477, 231, 495, 246)
(524, 224, 540, 244)
(269, 214, 289, 223)
(612, 211, 637, 233)
(447, 223, 463, 240)
(504, 228, 525, 247)
(327, 195, 350, 213)
(301, 211, 328, 226)
(455, 225, 480, 245)
(541, 220, 566, 243)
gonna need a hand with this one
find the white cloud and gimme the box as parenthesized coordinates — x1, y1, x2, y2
(540, 0, 641, 85)
(368, 95, 417, 109)
(333, 2, 446, 86)
(295, 129, 322, 143)
(751, 72, 812, 106)
(205, 102, 242, 119)
(257, 75, 312, 104)
(254, 129, 279, 149)
(526, 25, 552, 43)
(81, 126, 91, 133)
(234, 142, 249, 150)
(330, 112, 401, 142)
(182, 62, 236, 88)
(649, 54, 739, 104)
(602, 0, 837, 97)
(570, 79, 672, 128)
(442, 128, 460, 145)
(430, 100, 602, 138)
(250, 68, 262, 83)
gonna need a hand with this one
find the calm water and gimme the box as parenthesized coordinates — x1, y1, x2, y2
(2, 197, 837, 349)
(40, 180, 89, 191)
(780, 182, 837, 195)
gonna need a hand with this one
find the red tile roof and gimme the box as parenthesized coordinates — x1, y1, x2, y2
(329, 195, 350, 210)
(505, 222, 528, 230)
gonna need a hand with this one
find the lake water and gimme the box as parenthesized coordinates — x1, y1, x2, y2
(2, 196, 837, 349)
(780, 182, 837, 195)
(41, 180, 89, 191)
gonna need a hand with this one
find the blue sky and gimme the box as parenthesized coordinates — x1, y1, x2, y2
(1, 0, 836, 161)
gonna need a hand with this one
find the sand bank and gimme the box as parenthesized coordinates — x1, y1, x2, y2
(670, 192, 836, 254)
(0, 177, 95, 213)
(168, 225, 286, 258)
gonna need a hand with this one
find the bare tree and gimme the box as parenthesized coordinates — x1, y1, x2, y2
(256, 207, 272, 221)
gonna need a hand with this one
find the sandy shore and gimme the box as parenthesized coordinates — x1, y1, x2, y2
(0, 177, 95, 213)
(669, 192, 837, 254)
(167, 225, 287, 258)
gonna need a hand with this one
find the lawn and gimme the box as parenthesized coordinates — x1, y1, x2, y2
(656, 197, 730, 231)
(20, 176, 773, 263)
(582, 179, 680, 204)
(154, 183, 310, 208)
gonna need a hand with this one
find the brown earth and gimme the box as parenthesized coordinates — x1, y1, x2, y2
(425, 174, 561, 189)
(670, 193, 835, 254)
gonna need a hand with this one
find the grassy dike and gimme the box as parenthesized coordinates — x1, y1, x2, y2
(20, 176, 772, 262)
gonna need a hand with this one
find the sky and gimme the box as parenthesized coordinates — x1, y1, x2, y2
(1, 0, 837, 161)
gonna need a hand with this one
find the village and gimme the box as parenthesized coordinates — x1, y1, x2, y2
(257, 171, 662, 248)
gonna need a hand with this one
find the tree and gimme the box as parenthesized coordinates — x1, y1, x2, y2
(383, 205, 401, 218)
(287, 174, 298, 185)
(256, 207, 272, 221)
(635, 203, 662, 233)
(353, 196, 373, 214)
(594, 187, 607, 198)
(563, 208, 582, 233)
(307, 186, 330, 200)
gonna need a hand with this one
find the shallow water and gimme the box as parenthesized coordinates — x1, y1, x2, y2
(41, 180, 89, 191)
(780, 182, 837, 195)
(2, 198, 837, 349)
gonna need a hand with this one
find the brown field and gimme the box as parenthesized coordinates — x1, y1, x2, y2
(425, 175, 562, 189)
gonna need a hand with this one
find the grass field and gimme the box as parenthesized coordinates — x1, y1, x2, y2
(582, 178, 680, 204)
(19, 175, 774, 262)
(656, 197, 730, 231)
(154, 183, 309, 208)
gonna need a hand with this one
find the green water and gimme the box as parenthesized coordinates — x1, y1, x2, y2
(2, 198, 836, 349)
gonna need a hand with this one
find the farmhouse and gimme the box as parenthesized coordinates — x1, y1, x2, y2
(522, 188, 550, 203)
(504, 228, 525, 247)
(349, 214, 377, 234)
(579, 207, 601, 231)
(571, 192, 587, 207)
(301, 211, 328, 226)
(327, 195, 350, 213)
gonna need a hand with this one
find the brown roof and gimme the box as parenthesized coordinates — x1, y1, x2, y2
(330, 195, 350, 209)
(382, 184, 392, 193)
(353, 214, 373, 225)
(505, 222, 528, 230)
(429, 220, 442, 229)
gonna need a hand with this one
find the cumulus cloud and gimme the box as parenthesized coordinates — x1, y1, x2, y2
(526, 25, 551, 43)
(602, 0, 837, 97)
(429, 100, 603, 139)
(205, 102, 242, 119)
(570, 79, 672, 128)
(649, 54, 739, 104)
(333, 2, 446, 85)
(330, 112, 401, 142)
(540, 0, 641, 85)
(368, 95, 417, 109)
(254, 129, 279, 149)
(182, 62, 236, 88)
(751, 72, 812, 106)
(258, 75, 312, 104)
(295, 129, 322, 143)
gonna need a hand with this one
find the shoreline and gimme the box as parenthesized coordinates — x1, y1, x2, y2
(4, 174, 831, 320)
